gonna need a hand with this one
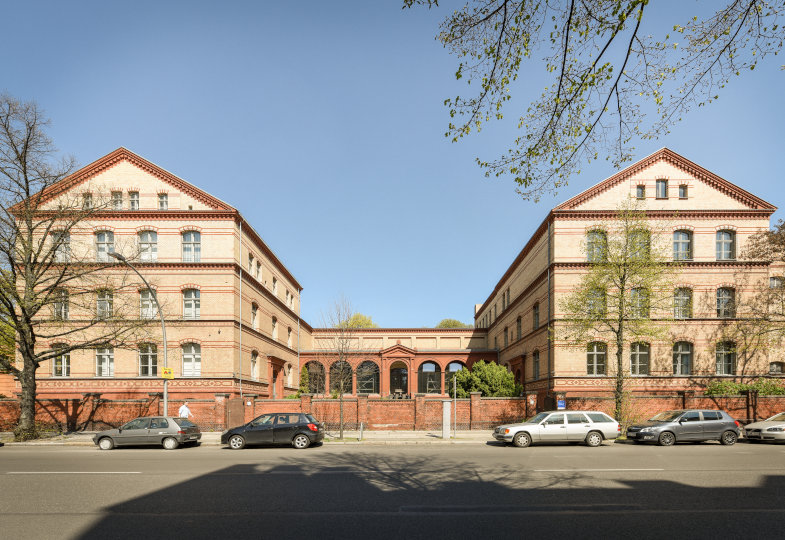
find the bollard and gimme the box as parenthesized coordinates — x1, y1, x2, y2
(359, 422, 364, 441)
(442, 400, 451, 439)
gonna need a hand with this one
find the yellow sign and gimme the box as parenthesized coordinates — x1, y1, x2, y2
(161, 368, 174, 379)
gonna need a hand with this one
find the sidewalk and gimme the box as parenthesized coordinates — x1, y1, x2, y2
(0, 429, 495, 447)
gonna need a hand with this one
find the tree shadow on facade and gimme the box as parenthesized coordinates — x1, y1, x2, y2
(74, 451, 785, 540)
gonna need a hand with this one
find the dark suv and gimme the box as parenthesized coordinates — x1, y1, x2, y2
(626, 409, 741, 446)
(221, 412, 324, 449)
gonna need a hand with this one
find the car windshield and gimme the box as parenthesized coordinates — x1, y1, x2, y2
(649, 410, 684, 422)
(526, 412, 549, 424)
(767, 413, 785, 422)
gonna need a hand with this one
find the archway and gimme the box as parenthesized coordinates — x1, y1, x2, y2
(444, 361, 466, 396)
(417, 361, 441, 394)
(389, 361, 408, 397)
(304, 361, 325, 394)
(356, 361, 380, 394)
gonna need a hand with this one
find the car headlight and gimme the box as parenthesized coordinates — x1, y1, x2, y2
(640, 427, 654, 433)
(766, 427, 785, 432)
(504, 428, 510, 434)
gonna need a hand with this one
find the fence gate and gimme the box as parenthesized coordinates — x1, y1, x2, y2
(226, 398, 245, 428)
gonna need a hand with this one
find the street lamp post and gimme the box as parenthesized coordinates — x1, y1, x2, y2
(109, 252, 168, 413)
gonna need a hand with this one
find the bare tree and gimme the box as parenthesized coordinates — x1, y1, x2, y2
(558, 200, 679, 420)
(406, 1, 784, 200)
(0, 94, 147, 440)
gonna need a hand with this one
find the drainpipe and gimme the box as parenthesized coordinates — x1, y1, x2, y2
(239, 218, 243, 400)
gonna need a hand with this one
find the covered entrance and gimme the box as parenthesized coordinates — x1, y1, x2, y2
(389, 361, 408, 397)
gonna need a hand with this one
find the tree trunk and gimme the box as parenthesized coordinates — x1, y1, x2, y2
(15, 354, 38, 441)
(339, 391, 344, 440)
(614, 329, 625, 421)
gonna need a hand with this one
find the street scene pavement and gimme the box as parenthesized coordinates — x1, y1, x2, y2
(1, 440, 784, 539)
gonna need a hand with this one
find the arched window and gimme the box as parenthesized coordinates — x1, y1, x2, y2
(503, 327, 508, 347)
(417, 362, 441, 394)
(53, 289, 69, 320)
(52, 346, 69, 377)
(516, 316, 522, 340)
(586, 230, 607, 262)
(356, 361, 380, 394)
(182, 343, 201, 377)
(182, 231, 201, 262)
(629, 229, 651, 260)
(139, 344, 158, 377)
(673, 342, 692, 375)
(138, 231, 158, 262)
(631, 342, 650, 376)
(674, 288, 692, 319)
(305, 361, 326, 394)
(183, 289, 200, 319)
(251, 351, 259, 380)
(330, 361, 353, 394)
(444, 361, 465, 395)
(673, 230, 693, 261)
(587, 343, 606, 375)
(717, 288, 736, 318)
(715, 342, 736, 376)
(716, 230, 736, 260)
(533, 302, 540, 329)
(95, 231, 114, 262)
(532, 350, 540, 379)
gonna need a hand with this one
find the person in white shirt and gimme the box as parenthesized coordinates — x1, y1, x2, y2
(178, 401, 193, 419)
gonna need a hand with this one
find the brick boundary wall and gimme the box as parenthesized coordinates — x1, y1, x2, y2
(2, 392, 784, 432)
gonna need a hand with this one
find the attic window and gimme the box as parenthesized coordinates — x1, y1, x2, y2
(636, 185, 645, 199)
(656, 180, 668, 199)
(188, 204, 193, 210)
(679, 185, 688, 199)
(158, 193, 168, 210)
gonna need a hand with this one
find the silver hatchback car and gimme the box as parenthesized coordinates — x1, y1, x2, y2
(493, 410, 620, 447)
(93, 416, 201, 450)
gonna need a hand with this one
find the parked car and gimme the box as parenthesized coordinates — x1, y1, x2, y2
(743, 412, 785, 443)
(626, 409, 740, 446)
(221, 412, 324, 449)
(493, 410, 620, 448)
(93, 416, 201, 450)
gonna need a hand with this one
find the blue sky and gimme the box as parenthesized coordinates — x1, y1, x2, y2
(4, 1, 783, 327)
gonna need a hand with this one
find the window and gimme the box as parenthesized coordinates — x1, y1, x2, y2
(770, 276, 783, 289)
(95, 231, 114, 262)
(630, 288, 649, 318)
(503, 327, 508, 347)
(516, 316, 522, 340)
(329, 361, 353, 394)
(587, 288, 607, 318)
(567, 413, 589, 424)
(673, 342, 692, 375)
(417, 362, 441, 394)
(285, 290, 290, 306)
(111, 191, 123, 210)
(715, 342, 736, 376)
(251, 351, 259, 380)
(53, 289, 68, 320)
(717, 287, 736, 318)
(506, 288, 510, 308)
(272, 277, 278, 295)
(158, 193, 168, 210)
(679, 185, 688, 199)
(673, 230, 693, 261)
(182, 343, 201, 377)
(129, 191, 139, 210)
(256, 261, 261, 280)
(586, 230, 607, 262)
(183, 289, 200, 319)
(52, 231, 70, 263)
(716, 230, 736, 260)
(656, 179, 668, 199)
(83, 193, 93, 209)
(138, 231, 157, 262)
(139, 344, 158, 377)
(533, 350, 540, 380)
(53, 347, 70, 377)
(287, 327, 292, 348)
(533, 302, 540, 329)
(629, 229, 650, 260)
(636, 185, 645, 199)
(96, 348, 114, 377)
(674, 288, 693, 319)
(248, 253, 254, 272)
(770, 362, 784, 375)
(272, 316, 278, 339)
(357, 361, 380, 394)
(140, 289, 157, 319)
(631, 342, 650, 376)
(182, 231, 201, 262)
(587, 342, 607, 375)
(96, 290, 113, 319)
(251, 304, 258, 329)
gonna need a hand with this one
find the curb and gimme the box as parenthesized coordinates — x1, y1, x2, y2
(2, 439, 494, 447)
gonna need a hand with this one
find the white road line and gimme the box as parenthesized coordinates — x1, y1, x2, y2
(533, 468, 664, 472)
(7, 471, 141, 475)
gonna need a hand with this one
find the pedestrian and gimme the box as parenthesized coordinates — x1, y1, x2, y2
(178, 401, 193, 419)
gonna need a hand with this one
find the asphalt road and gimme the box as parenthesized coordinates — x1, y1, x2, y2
(1, 440, 784, 540)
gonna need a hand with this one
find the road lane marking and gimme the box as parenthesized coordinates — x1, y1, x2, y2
(533, 468, 664, 472)
(7, 471, 141, 475)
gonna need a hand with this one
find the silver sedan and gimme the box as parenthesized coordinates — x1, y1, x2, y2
(744, 412, 785, 443)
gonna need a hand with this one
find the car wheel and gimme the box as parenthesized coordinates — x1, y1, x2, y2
(98, 437, 114, 450)
(585, 431, 603, 447)
(658, 431, 676, 446)
(292, 434, 311, 449)
(512, 432, 531, 448)
(162, 437, 179, 450)
(720, 430, 738, 446)
(228, 434, 246, 450)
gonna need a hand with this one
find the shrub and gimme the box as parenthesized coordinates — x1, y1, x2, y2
(705, 378, 785, 396)
(451, 360, 523, 398)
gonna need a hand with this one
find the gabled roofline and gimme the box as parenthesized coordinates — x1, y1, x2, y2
(556, 147, 777, 211)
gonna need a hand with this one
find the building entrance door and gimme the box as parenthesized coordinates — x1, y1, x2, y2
(389, 361, 408, 396)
